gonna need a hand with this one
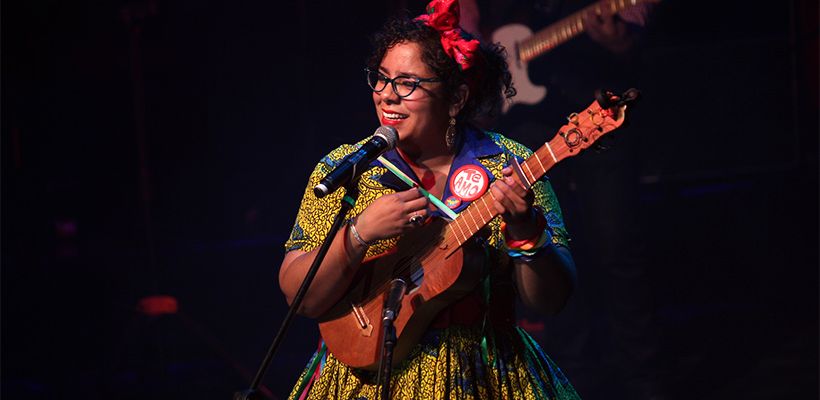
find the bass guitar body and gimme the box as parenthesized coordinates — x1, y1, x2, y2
(317, 219, 485, 371)
(492, 23, 547, 114)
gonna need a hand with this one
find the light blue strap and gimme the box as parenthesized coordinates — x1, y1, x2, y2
(377, 155, 459, 221)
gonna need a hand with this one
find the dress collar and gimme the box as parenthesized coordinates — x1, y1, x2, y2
(373, 127, 504, 216)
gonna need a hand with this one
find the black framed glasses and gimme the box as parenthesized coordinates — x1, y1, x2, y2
(365, 68, 442, 98)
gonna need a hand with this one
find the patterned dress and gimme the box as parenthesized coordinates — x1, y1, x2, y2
(284, 128, 581, 400)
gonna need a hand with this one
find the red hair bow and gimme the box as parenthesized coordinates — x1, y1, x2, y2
(415, 0, 480, 71)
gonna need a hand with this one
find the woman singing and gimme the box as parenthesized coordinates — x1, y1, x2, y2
(279, 0, 580, 398)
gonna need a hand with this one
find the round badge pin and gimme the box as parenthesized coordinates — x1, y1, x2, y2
(445, 196, 462, 209)
(449, 165, 489, 202)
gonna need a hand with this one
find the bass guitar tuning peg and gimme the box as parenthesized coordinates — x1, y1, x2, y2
(595, 88, 641, 109)
(619, 88, 641, 106)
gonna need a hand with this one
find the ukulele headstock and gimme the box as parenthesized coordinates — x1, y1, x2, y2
(552, 88, 639, 156)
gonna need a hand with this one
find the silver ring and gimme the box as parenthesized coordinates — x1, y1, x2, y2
(408, 214, 424, 226)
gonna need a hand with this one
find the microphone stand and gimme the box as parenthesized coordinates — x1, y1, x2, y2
(234, 182, 361, 400)
(376, 279, 407, 400)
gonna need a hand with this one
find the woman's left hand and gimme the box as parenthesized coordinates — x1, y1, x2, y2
(490, 166, 539, 240)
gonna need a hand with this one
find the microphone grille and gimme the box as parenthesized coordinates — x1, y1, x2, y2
(374, 126, 398, 150)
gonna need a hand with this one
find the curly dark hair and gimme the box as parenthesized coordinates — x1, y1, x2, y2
(367, 16, 516, 126)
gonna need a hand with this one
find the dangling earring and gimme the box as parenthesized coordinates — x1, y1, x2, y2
(445, 117, 457, 151)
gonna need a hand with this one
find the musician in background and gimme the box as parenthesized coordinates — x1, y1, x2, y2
(278, 0, 583, 398)
(460, 1, 670, 399)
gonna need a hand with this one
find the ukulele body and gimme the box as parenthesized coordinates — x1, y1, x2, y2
(317, 219, 486, 370)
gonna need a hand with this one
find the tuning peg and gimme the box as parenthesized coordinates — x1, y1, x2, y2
(618, 88, 641, 106)
(594, 89, 618, 109)
(595, 88, 641, 109)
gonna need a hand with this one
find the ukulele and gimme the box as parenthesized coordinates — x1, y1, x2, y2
(318, 89, 640, 370)
(493, 0, 655, 113)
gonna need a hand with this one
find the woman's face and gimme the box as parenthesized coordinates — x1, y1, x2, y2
(372, 41, 451, 148)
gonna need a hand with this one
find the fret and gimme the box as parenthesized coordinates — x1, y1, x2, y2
(479, 196, 495, 221)
(488, 182, 499, 208)
(447, 222, 460, 244)
(525, 35, 537, 50)
(452, 218, 467, 244)
(480, 200, 493, 224)
(464, 214, 477, 238)
(447, 235, 458, 251)
(462, 217, 475, 245)
(475, 206, 488, 227)
(458, 217, 472, 243)
(476, 206, 486, 230)
(544, 147, 558, 167)
(533, 151, 547, 174)
(524, 38, 537, 55)
(466, 207, 481, 232)
(544, 142, 558, 162)
(552, 28, 559, 42)
(522, 160, 537, 184)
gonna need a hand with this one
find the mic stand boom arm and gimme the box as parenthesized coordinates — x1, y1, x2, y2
(234, 182, 361, 400)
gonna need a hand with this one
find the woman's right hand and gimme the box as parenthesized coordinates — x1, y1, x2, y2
(353, 188, 430, 242)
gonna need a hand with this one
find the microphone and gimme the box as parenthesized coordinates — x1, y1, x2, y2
(313, 126, 399, 198)
(382, 279, 407, 322)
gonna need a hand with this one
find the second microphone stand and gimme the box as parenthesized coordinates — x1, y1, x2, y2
(233, 182, 361, 400)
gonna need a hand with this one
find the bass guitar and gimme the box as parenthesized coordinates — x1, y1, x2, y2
(493, 0, 655, 113)
(318, 89, 640, 370)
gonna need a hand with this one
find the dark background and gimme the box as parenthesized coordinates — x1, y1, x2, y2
(2, 0, 817, 399)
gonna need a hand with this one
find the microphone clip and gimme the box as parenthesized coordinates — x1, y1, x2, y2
(382, 278, 407, 322)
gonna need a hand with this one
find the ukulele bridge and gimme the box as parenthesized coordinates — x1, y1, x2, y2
(350, 303, 374, 337)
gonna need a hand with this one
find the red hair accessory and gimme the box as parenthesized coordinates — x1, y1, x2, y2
(415, 0, 480, 71)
